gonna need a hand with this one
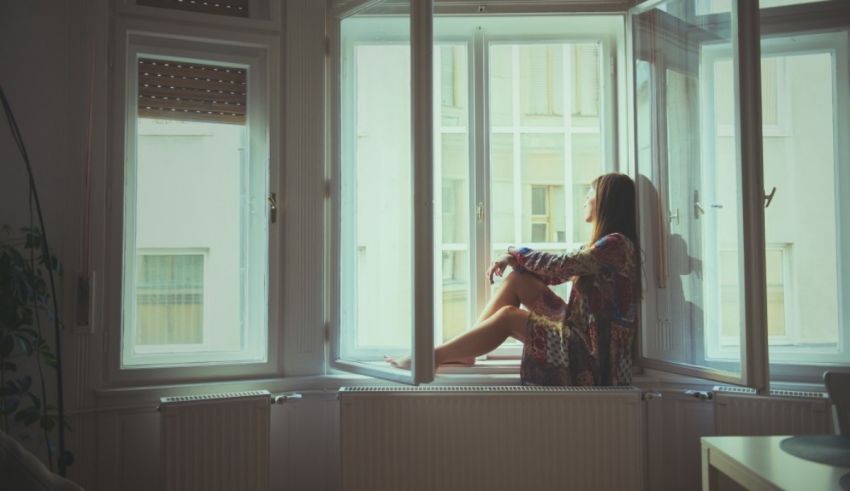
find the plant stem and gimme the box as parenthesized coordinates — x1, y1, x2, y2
(1, 84, 67, 476)
(29, 192, 54, 471)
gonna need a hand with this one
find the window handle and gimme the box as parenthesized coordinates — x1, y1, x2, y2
(268, 193, 278, 223)
(668, 208, 680, 225)
(693, 190, 705, 219)
(476, 202, 485, 223)
(764, 186, 777, 208)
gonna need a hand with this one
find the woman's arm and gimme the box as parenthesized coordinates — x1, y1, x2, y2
(507, 233, 632, 285)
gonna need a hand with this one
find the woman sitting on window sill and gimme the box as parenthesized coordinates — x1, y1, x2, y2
(386, 172, 641, 386)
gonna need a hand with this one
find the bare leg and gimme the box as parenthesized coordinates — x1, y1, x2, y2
(476, 270, 550, 323)
(436, 306, 529, 365)
(386, 305, 530, 369)
(385, 271, 549, 369)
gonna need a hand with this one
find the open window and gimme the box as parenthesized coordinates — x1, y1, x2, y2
(633, 0, 850, 388)
(330, 3, 623, 384)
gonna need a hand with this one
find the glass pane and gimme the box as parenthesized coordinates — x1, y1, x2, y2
(490, 45, 514, 127)
(341, 16, 413, 355)
(490, 133, 515, 246)
(439, 45, 468, 127)
(487, 39, 607, 354)
(520, 134, 565, 244)
(634, 0, 745, 380)
(438, 128, 470, 345)
(125, 59, 267, 367)
(519, 44, 564, 127)
(758, 39, 847, 365)
(695, 0, 826, 14)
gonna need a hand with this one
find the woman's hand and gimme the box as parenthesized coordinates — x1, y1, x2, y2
(487, 251, 518, 284)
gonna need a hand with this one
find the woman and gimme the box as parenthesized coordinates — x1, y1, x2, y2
(387, 172, 640, 386)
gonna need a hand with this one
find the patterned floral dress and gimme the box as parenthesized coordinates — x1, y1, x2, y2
(508, 233, 639, 386)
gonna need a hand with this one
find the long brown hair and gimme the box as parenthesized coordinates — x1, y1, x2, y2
(589, 173, 637, 246)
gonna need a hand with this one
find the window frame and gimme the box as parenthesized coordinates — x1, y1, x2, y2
(104, 18, 281, 386)
(329, 12, 625, 380)
(632, 0, 850, 389)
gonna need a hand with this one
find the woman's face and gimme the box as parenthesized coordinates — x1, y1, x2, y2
(584, 187, 597, 223)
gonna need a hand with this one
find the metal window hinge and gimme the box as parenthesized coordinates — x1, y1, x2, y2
(268, 193, 278, 223)
(324, 179, 332, 198)
(476, 202, 485, 222)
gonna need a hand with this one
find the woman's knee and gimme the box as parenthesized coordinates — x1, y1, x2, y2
(494, 305, 523, 319)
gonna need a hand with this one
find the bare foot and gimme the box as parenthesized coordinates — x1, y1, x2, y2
(384, 354, 410, 369)
(384, 355, 476, 369)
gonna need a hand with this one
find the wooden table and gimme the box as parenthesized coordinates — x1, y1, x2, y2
(701, 436, 850, 490)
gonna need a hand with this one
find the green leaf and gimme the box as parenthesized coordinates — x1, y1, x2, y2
(0, 396, 20, 414)
(40, 415, 55, 432)
(12, 333, 33, 356)
(13, 375, 32, 393)
(0, 334, 13, 357)
(26, 392, 41, 409)
(14, 405, 41, 426)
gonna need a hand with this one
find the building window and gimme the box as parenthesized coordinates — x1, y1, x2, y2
(135, 252, 205, 346)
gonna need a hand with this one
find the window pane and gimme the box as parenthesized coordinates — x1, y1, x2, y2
(520, 45, 564, 127)
(520, 134, 564, 244)
(634, 0, 745, 379)
(490, 45, 514, 127)
(439, 46, 468, 127)
(344, 42, 413, 350)
(695, 0, 826, 14)
(438, 128, 470, 345)
(759, 41, 847, 365)
(490, 133, 515, 246)
(124, 54, 267, 367)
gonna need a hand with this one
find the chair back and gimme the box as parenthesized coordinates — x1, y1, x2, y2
(824, 370, 850, 436)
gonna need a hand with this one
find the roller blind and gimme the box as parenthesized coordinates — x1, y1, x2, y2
(137, 58, 247, 124)
(136, 0, 250, 18)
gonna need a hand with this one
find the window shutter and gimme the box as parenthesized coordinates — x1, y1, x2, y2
(136, 0, 249, 18)
(137, 58, 247, 124)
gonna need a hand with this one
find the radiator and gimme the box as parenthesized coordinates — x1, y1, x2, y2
(159, 390, 271, 491)
(339, 386, 645, 491)
(713, 386, 832, 435)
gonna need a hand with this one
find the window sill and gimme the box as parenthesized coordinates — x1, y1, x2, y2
(87, 366, 829, 414)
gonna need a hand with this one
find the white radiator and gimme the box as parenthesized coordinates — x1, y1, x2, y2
(160, 390, 271, 491)
(339, 386, 645, 491)
(713, 386, 832, 435)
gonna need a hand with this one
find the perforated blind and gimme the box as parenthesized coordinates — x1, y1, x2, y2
(136, 0, 250, 18)
(137, 58, 247, 124)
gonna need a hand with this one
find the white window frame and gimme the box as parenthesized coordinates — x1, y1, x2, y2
(105, 18, 281, 385)
(632, 0, 850, 388)
(700, 29, 850, 368)
(330, 11, 625, 381)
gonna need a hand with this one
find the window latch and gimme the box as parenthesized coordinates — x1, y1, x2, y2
(268, 193, 278, 223)
(693, 190, 705, 219)
(764, 186, 777, 208)
(476, 201, 485, 222)
(668, 208, 680, 225)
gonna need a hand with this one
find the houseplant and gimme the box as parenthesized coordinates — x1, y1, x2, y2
(0, 225, 72, 470)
